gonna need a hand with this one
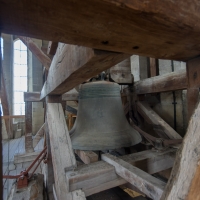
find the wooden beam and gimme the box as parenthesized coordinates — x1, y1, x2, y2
(67, 149, 175, 196)
(18, 36, 51, 70)
(186, 164, 200, 200)
(149, 58, 158, 77)
(135, 69, 188, 94)
(75, 150, 98, 164)
(62, 93, 79, 101)
(33, 123, 45, 148)
(102, 154, 165, 200)
(110, 58, 132, 84)
(25, 102, 34, 153)
(1, 115, 25, 119)
(40, 43, 129, 99)
(24, 92, 41, 102)
(44, 122, 55, 200)
(1, 71, 12, 138)
(47, 103, 76, 200)
(47, 41, 58, 56)
(160, 100, 200, 200)
(137, 101, 182, 140)
(2, 1, 200, 60)
(186, 57, 200, 120)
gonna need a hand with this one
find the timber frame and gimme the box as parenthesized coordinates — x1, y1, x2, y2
(1, 3, 200, 199)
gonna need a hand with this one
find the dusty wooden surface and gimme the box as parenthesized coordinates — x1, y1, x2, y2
(135, 69, 187, 94)
(102, 153, 166, 200)
(25, 102, 34, 153)
(137, 101, 182, 140)
(110, 58, 132, 84)
(149, 58, 158, 77)
(19, 36, 51, 70)
(47, 103, 76, 200)
(47, 41, 58, 56)
(33, 123, 45, 148)
(67, 149, 175, 196)
(75, 150, 98, 164)
(1, 70, 12, 138)
(187, 57, 200, 120)
(2, 1, 200, 60)
(40, 43, 129, 99)
(24, 92, 41, 102)
(161, 101, 200, 200)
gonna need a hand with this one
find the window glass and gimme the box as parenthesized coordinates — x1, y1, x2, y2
(13, 40, 27, 115)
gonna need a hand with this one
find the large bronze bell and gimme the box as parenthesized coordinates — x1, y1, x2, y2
(70, 81, 142, 150)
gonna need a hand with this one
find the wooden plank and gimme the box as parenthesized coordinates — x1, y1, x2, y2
(33, 123, 45, 148)
(45, 122, 55, 200)
(187, 88, 199, 121)
(24, 92, 41, 102)
(1, 70, 12, 138)
(2, 1, 200, 60)
(149, 58, 158, 77)
(75, 150, 98, 164)
(19, 36, 51, 70)
(135, 70, 187, 94)
(67, 149, 175, 196)
(62, 93, 79, 101)
(25, 102, 34, 153)
(186, 57, 200, 120)
(186, 164, 200, 200)
(2, 115, 25, 119)
(187, 57, 200, 88)
(137, 101, 182, 140)
(110, 58, 132, 84)
(47, 103, 76, 200)
(47, 41, 58, 56)
(160, 100, 200, 200)
(102, 153, 165, 200)
(40, 43, 129, 99)
(14, 151, 41, 164)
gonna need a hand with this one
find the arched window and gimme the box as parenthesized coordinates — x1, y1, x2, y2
(13, 39, 27, 115)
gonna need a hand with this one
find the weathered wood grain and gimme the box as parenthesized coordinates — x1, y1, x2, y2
(135, 70, 187, 94)
(75, 150, 98, 164)
(67, 149, 175, 196)
(186, 57, 200, 120)
(47, 41, 58, 56)
(1, 71, 12, 138)
(47, 103, 76, 200)
(40, 43, 129, 99)
(25, 102, 34, 153)
(149, 58, 158, 77)
(33, 123, 45, 148)
(19, 36, 51, 70)
(137, 101, 182, 140)
(2, 1, 200, 60)
(24, 92, 41, 102)
(102, 153, 166, 200)
(110, 58, 132, 84)
(161, 100, 200, 200)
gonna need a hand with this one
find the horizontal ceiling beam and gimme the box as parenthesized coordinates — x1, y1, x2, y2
(40, 43, 129, 99)
(1, 0, 200, 60)
(135, 70, 188, 94)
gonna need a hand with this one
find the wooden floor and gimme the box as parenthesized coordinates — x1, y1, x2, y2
(2, 136, 44, 200)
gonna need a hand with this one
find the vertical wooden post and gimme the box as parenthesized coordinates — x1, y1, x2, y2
(149, 58, 158, 77)
(186, 57, 200, 121)
(0, 31, 3, 200)
(44, 122, 55, 200)
(161, 100, 200, 200)
(25, 101, 34, 153)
